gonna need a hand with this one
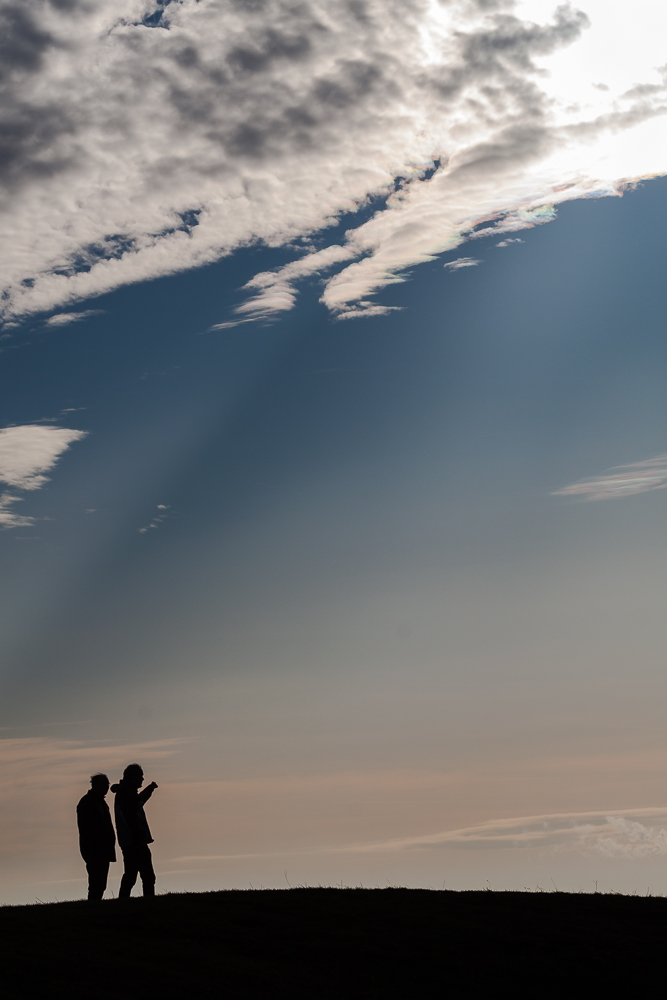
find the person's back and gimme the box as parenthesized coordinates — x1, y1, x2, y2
(111, 763, 158, 898)
(76, 773, 116, 901)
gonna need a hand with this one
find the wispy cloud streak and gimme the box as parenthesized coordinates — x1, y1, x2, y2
(45, 310, 103, 328)
(553, 455, 667, 501)
(173, 807, 667, 861)
(341, 807, 667, 857)
(444, 257, 480, 270)
(0, 737, 186, 857)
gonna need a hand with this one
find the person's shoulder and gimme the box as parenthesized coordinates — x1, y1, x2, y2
(76, 791, 91, 810)
(112, 783, 132, 807)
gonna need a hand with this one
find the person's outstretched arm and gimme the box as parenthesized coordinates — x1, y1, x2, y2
(138, 781, 158, 804)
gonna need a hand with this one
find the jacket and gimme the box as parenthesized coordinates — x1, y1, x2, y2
(111, 780, 154, 850)
(76, 790, 117, 863)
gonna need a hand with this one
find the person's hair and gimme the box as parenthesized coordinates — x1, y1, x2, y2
(122, 763, 143, 780)
(90, 773, 109, 786)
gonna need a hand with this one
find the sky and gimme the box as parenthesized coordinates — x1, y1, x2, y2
(1, 0, 667, 904)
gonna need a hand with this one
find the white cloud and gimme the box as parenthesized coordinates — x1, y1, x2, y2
(0, 425, 87, 528)
(594, 816, 667, 858)
(444, 257, 480, 269)
(45, 310, 103, 327)
(219, 243, 357, 326)
(496, 237, 523, 246)
(0, 425, 87, 491)
(170, 806, 667, 863)
(0, 493, 34, 529)
(0, 1, 665, 325)
(553, 455, 667, 501)
(348, 806, 667, 857)
(138, 503, 173, 533)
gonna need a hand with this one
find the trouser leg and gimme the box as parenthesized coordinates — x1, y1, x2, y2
(138, 845, 156, 897)
(86, 859, 110, 901)
(119, 850, 140, 898)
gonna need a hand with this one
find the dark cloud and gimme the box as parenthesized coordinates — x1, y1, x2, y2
(155, 4, 393, 165)
(47, 0, 85, 10)
(0, 103, 75, 191)
(0, 2, 74, 190)
(218, 55, 388, 159)
(0, 0, 584, 195)
(448, 122, 555, 179)
(0, 0, 663, 322)
(0, 4, 55, 81)
(313, 60, 384, 109)
(427, 4, 589, 104)
(227, 28, 315, 75)
(562, 96, 667, 143)
(621, 66, 667, 101)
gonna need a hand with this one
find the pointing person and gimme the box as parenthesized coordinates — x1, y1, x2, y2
(111, 763, 158, 898)
(76, 773, 116, 901)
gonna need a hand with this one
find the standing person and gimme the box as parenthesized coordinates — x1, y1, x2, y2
(76, 773, 116, 901)
(111, 763, 158, 898)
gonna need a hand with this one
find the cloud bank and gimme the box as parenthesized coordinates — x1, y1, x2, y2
(0, 0, 666, 326)
(0, 424, 87, 527)
(553, 455, 667, 501)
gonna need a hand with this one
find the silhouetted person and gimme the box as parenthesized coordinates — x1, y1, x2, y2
(111, 763, 158, 898)
(76, 773, 116, 901)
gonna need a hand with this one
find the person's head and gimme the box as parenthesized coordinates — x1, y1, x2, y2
(122, 763, 144, 789)
(90, 773, 110, 796)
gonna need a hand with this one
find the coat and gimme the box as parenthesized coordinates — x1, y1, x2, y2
(76, 790, 117, 863)
(111, 781, 154, 850)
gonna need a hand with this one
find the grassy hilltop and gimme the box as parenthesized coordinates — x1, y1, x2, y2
(2, 888, 665, 997)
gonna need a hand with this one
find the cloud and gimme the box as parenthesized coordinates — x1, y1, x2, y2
(138, 503, 174, 533)
(0, 1, 665, 325)
(347, 806, 667, 857)
(0, 735, 184, 775)
(594, 816, 667, 858)
(496, 237, 523, 246)
(0, 492, 34, 528)
(553, 455, 667, 501)
(444, 257, 480, 269)
(0, 424, 87, 490)
(334, 302, 402, 322)
(0, 424, 87, 528)
(45, 309, 103, 327)
(171, 806, 667, 863)
(214, 243, 357, 327)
